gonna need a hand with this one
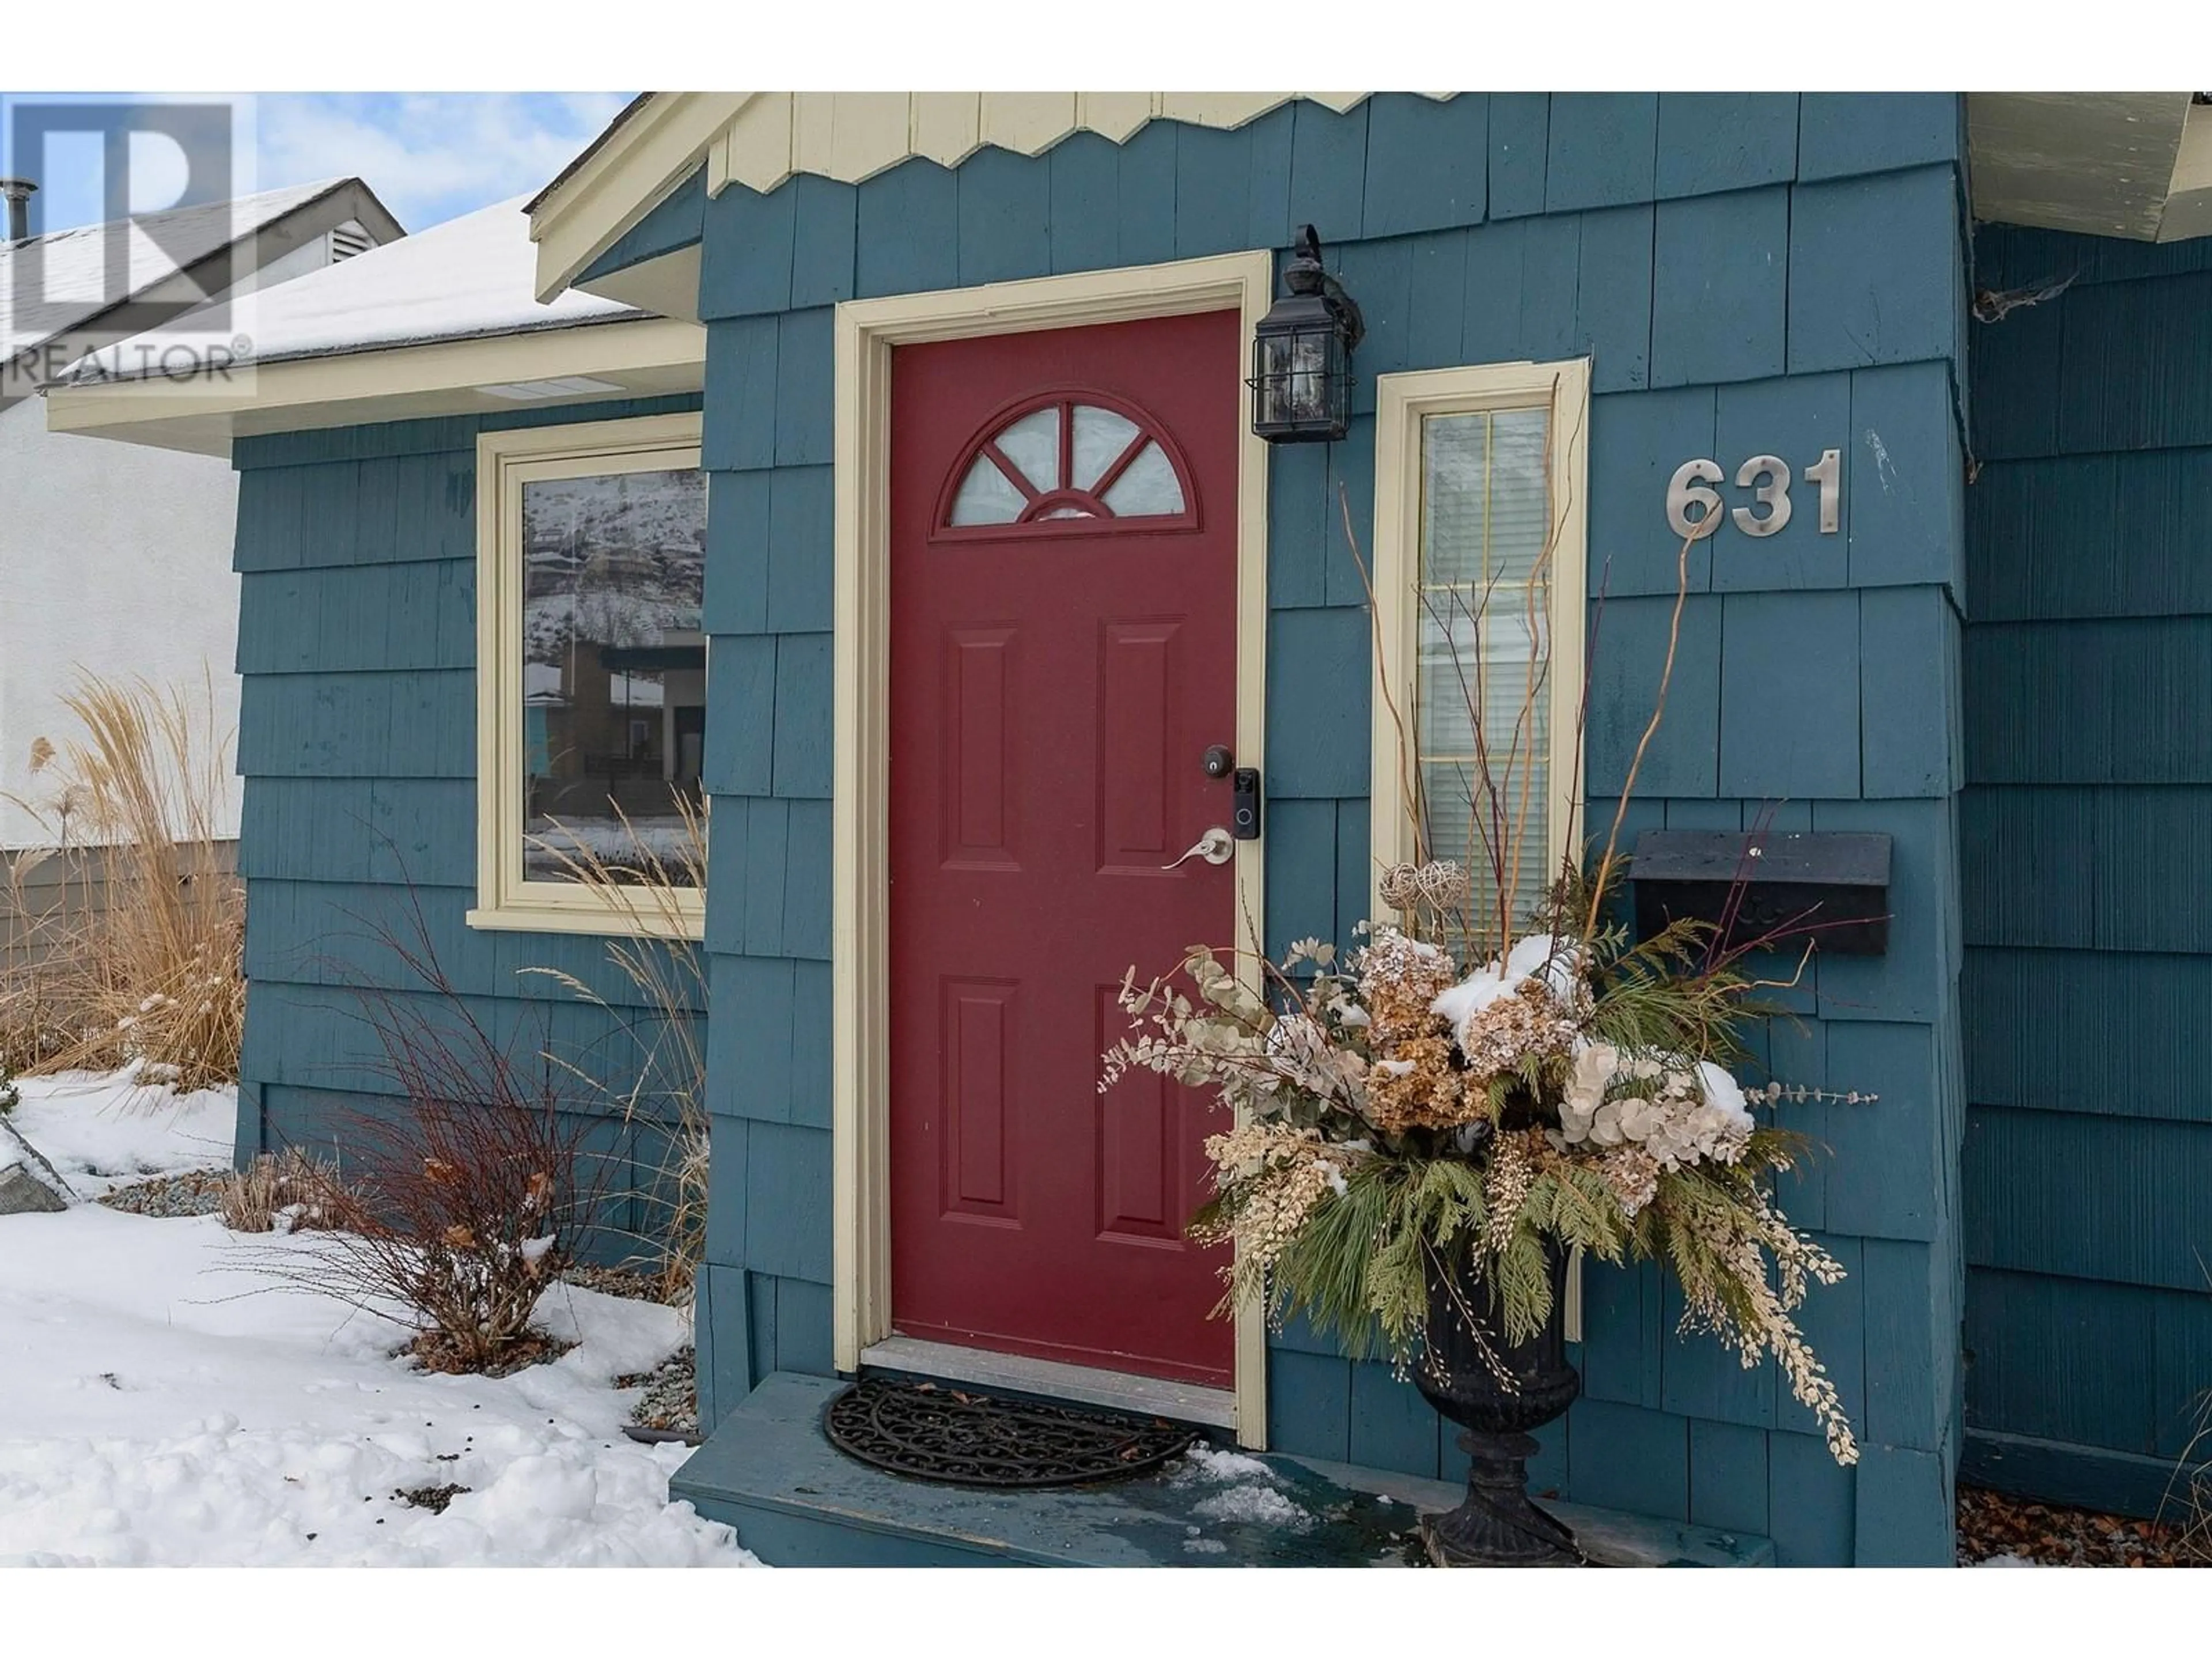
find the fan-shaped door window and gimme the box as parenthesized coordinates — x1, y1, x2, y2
(941, 394, 1196, 535)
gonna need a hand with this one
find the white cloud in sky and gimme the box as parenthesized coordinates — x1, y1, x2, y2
(255, 92, 631, 233)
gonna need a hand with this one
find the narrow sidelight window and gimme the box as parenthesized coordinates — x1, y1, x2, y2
(1369, 362, 1590, 941)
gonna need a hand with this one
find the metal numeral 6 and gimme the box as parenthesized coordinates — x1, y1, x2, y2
(1665, 459, 1725, 541)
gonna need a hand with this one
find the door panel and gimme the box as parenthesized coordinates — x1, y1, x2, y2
(887, 310, 1241, 1387)
(1095, 980, 1177, 1241)
(1096, 618, 1179, 872)
(943, 627, 1017, 869)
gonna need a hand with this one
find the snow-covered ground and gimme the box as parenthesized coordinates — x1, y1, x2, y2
(5, 1066, 237, 1197)
(2, 1071, 2073, 1570)
(0, 1070, 755, 1566)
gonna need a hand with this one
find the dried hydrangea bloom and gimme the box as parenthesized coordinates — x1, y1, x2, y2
(1433, 933, 1584, 1031)
(1361, 1034, 1475, 1134)
(1357, 928, 1457, 1047)
(1453, 978, 1580, 1086)
(1599, 1144, 1661, 1215)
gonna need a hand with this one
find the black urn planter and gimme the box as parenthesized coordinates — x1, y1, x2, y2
(1413, 1236, 1584, 1567)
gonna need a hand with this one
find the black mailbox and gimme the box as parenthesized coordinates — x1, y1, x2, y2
(1628, 830, 1892, 956)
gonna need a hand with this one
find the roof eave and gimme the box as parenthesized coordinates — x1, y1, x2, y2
(4, 178, 410, 393)
(520, 91, 2212, 319)
(523, 92, 658, 215)
(44, 313, 705, 459)
(526, 92, 751, 304)
(1967, 91, 2211, 241)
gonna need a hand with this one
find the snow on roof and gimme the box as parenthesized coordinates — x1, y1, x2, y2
(65, 195, 640, 384)
(1, 178, 351, 361)
(524, 93, 656, 215)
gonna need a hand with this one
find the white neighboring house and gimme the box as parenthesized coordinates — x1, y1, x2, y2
(0, 178, 403, 848)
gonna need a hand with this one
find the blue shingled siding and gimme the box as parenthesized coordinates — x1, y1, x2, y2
(227, 393, 707, 1253)
(671, 92, 1972, 1563)
(1959, 224, 2212, 1517)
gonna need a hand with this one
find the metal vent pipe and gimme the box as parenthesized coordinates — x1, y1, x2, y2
(0, 179, 35, 243)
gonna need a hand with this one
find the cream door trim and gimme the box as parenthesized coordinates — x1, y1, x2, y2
(831, 251, 1275, 1445)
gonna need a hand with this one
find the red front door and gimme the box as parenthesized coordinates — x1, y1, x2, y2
(887, 310, 1242, 1388)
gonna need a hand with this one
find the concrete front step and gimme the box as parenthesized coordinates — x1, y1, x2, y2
(673, 1372, 1774, 1567)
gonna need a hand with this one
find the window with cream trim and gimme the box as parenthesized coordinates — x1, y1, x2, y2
(472, 412, 706, 937)
(1369, 362, 1590, 941)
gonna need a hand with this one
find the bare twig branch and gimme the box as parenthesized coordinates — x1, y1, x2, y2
(1581, 528, 1700, 945)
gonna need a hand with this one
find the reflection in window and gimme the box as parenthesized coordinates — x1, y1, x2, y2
(945, 399, 1189, 528)
(520, 466, 706, 884)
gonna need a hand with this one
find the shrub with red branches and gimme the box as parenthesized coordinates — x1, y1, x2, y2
(253, 889, 612, 1373)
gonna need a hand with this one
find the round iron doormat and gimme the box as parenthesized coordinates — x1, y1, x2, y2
(823, 1376, 1198, 1488)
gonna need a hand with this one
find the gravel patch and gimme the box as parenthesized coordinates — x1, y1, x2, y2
(618, 1345, 697, 1438)
(558, 1268, 696, 1436)
(559, 1264, 669, 1302)
(97, 1169, 228, 1219)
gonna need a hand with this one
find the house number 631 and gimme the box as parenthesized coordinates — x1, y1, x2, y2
(1665, 450, 1842, 540)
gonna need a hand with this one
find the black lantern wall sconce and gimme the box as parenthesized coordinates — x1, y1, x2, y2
(1249, 224, 1365, 444)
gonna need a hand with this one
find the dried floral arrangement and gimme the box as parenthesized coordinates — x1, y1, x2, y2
(1104, 459, 1868, 1466)
(1103, 872, 1862, 1464)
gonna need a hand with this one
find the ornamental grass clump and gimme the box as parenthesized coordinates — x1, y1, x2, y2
(1, 674, 243, 1091)
(218, 1146, 347, 1234)
(519, 795, 708, 1307)
(2168, 1361, 2212, 1565)
(1105, 478, 1870, 1467)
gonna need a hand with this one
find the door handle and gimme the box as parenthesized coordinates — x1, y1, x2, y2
(1162, 827, 1235, 869)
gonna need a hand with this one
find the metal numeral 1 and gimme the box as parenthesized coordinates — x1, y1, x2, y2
(1804, 448, 1842, 533)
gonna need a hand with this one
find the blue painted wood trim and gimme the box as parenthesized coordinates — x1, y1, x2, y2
(1961, 1429, 2183, 1523)
(579, 165, 705, 286)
